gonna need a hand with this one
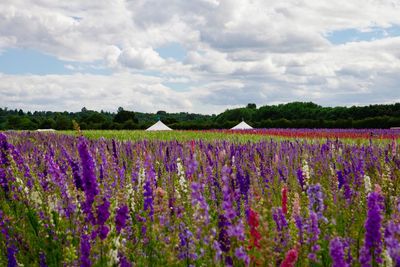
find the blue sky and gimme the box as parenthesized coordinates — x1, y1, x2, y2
(0, 48, 112, 75)
(0, 1, 400, 113)
(326, 25, 400, 44)
(156, 42, 187, 62)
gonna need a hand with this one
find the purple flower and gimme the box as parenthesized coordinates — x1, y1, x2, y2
(39, 252, 47, 267)
(63, 148, 83, 191)
(96, 198, 110, 225)
(294, 214, 304, 245)
(119, 253, 132, 267)
(178, 223, 197, 261)
(218, 214, 231, 253)
(307, 184, 327, 222)
(71, 159, 83, 191)
(98, 225, 109, 240)
(143, 178, 153, 219)
(307, 211, 320, 262)
(143, 155, 155, 220)
(78, 138, 99, 223)
(115, 205, 129, 233)
(272, 207, 290, 251)
(0, 133, 10, 194)
(236, 165, 250, 205)
(94, 197, 110, 240)
(185, 153, 198, 178)
(191, 182, 210, 225)
(330, 237, 348, 267)
(384, 219, 400, 265)
(0, 167, 9, 195)
(227, 220, 245, 241)
(337, 170, 344, 190)
(0, 133, 10, 166)
(7, 244, 18, 267)
(360, 191, 384, 266)
(235, 246, 250, 266)
(112, 139, 119, 164)
(80, 234, 91, 267)
(296, 168, 305, 190)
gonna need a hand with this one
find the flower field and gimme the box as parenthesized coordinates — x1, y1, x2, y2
(64, 128, 400, 142)
(0, 131, 399, 266)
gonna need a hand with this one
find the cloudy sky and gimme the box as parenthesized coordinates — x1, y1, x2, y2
(1, 0, 400, 114)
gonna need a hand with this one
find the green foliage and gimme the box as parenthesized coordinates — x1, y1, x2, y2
(1, 102, 400, 130)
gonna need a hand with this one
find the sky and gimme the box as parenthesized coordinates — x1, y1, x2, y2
(1, 0, 400, 114)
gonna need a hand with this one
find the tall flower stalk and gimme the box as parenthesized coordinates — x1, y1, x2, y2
(360, 189, 384, 266)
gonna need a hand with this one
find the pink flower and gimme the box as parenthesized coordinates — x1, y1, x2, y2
(282, 185, 288, 215)
(280, 248, 298, 267)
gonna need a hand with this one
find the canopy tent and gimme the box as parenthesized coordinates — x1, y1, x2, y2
(36, 129, 56, 132)
(146, 120, 172, 131)
(231, 121, 253, 130)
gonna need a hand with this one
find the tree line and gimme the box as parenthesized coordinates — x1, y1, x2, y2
(1, 102, 400, 130)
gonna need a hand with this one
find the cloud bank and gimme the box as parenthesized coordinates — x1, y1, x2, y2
(1, 0, 400, 113)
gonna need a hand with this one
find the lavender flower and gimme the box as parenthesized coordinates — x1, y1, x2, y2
(360, 191, 384, 266)
(178, 223, 197, 261)
(143, 155, 155, 220)
(143, 178, 154, 219)
(307, 184, 327, 222)
(294, 214, 304, 245)
(272, 207, 290, 251)
(307, 211, 320, 262)
(191, 182, 210, 225)
(235, 246, 250, 266)
(384, 219, 400, 265)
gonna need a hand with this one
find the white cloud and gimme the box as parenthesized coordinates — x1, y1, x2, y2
(0, 73, 192, 112)
(118, 47, 165, 69)
(0, 0, 400, 113)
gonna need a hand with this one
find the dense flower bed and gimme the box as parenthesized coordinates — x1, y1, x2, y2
(215, 128, 400, 140)
(0, 132, 399, 266)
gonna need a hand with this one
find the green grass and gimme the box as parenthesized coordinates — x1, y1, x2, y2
(59, 130, 395, 145)
(60, 130, 271, 142)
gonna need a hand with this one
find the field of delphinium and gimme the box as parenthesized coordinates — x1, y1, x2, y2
(1, 131, 400, 266)
(62, 128, 400, 142)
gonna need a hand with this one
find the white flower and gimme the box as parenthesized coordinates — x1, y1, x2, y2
(364, 175, 372, 194)
(30, 191, 42, 205)
(383, 249, 393, 267)
(176, 158, 188, 195)
(302, 160, 310, 185)
(138, 167, 145, 189)
(108, 236, 121, 265)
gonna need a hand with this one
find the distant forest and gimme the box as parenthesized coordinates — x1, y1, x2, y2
(1, 102, 400, 130)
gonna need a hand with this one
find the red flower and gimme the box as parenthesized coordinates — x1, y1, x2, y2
(280, 248, 298, 267)
(248, 208, 261, 249)
(281, 185, 288, 215)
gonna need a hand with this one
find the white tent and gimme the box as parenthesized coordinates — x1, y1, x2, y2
(231, 121, 253, 130)
(146, 120, 172, 131)
(36, 129, 56, 132)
